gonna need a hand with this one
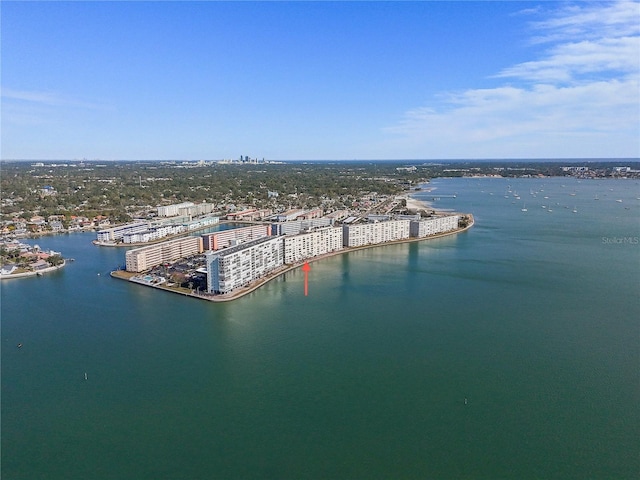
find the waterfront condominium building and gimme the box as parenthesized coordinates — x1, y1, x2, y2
(283, 227, 343, 264)
(409, 215, 460, 238)
(96, 221, 150, 242)
(125, 236, 203, 272)
(342, 219, 411, 247)
(201, 224, 271, 251)
(270, 218, 333, 236)
(206, 236, 284, 294)
(122, 224, 186, 243)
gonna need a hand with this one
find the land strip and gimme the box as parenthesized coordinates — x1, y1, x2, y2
(110, 215, 474, 302)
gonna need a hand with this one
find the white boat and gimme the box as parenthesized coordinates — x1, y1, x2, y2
(522, 204, 527, 212)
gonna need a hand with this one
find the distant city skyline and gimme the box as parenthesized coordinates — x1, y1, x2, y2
(2, 1, 639, 161)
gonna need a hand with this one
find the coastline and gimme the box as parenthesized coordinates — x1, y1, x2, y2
(0, 260, 66, 280)
(110, 214, 474, 302)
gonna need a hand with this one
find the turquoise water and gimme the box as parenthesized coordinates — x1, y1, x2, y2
(2, 177, 638, 479)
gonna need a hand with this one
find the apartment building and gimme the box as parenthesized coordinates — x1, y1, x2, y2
(226, 209, 272, 221)
(177, 202, 215, 217)
(97, 221, 150, 242)
(274, 209, 306, 222)
(122, 224, 185, 243)
(125, 236, 203, 272)
(270, 218, 333, 236)
(283, 227, 343, 264)
(202, 224, 271, 251)
(342, 219, 411, 247)
(409, 215, 460, 238)
(296, 208, 324, 220)
(157, 202, 195, 217)
(206, 236, 284, 294)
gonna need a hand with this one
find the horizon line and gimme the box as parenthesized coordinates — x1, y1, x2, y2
(2, 157, 640, 163)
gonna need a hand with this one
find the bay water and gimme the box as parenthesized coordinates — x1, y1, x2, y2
(2, 177, 638, 479)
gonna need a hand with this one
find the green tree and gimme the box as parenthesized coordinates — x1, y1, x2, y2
(46, 254, 64, 266)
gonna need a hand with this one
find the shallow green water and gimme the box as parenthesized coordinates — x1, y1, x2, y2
(2, 177, 638, 479)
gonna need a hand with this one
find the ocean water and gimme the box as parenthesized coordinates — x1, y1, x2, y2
(2, 177, 638, 479)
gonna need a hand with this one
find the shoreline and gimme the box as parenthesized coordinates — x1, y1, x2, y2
(110, 214, 474, 302)
(0, 260, 67, 280)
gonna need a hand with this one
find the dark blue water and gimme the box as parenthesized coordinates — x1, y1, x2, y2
(2, 177, 638, 479)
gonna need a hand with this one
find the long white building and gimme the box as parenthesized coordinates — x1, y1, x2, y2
(409, 215, 460, 238)
(342, 219, 411, 247)
(283, 227, 343, 264)
(125, 236, 203, 273)
(97, 222, 150, 242)
(157, 202, 195, 217)
(122, 224, 186, 243)
(206, 236, 284, 294)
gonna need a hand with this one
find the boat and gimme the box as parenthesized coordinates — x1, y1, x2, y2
(616, 199, 623, 203)
(572, 206, 578, 213)
(521, 204, 527, 212)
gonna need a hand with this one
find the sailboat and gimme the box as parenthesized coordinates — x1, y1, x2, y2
(572, 206, 578, 213)
(521, 204, 527, 212)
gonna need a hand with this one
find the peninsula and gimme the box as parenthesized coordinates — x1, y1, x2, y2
(0, 240, 66, 279)
(111, 212, 473, 302)
(109, 192, 474, 301)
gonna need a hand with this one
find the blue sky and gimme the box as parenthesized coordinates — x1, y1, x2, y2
(2, 1, 639, 160)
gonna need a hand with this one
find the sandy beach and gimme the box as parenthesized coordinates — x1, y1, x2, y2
(404, 195, 433, 212)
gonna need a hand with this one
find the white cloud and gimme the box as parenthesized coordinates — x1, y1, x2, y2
(385, 0, 640, 158)
(1, 87, 113, 110)
(529, 0, 640, 43)
(497, 36, 639, 82)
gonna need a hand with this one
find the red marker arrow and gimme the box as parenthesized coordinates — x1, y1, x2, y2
(301, 262, 311, 296)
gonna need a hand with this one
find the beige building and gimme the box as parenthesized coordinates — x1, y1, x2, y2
(125, 236, 203, 272)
